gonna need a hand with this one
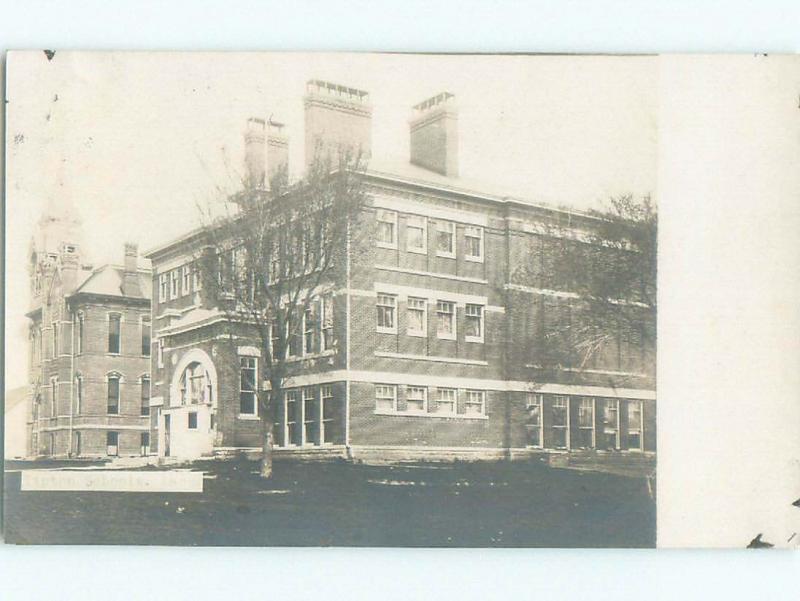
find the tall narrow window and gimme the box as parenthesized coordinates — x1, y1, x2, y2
(321, 385, 335, 444)
(465, 304, 484, 342)
(188, 412, 198, 429)
(627, 400, 643, 451)
(141, 315, 151, 356)
(435, 388, 457, 415)
(50, 376, 58, 417)
(303, 307, 314, 355)
(552, 396, 569, 449)
(526, 393, 543, 447)
(376, 294, 397, 333)
(140, 432, 150, 456)
(76, 313, 84, 354)
(406, 215, 427, 253)
(140, 376, 151, 416)
(464, 226, 484, 262)
(75, 375, 83, 415)
(577, 397, 595, 449)
(302, 388, 318, 445)
(407, 297, 427, 336)
(74, 431, 82, 457)
(239, 357, 257, 416)
(107, 375, 120, 414)
(159, 273, 168, 303)
(436, 301, 456, 339)
(170, 270, 179, 299)
(375, 384, 397, 412)
(52, 321, 59, 357)
(286, 390, 301, 445)
(406, 386, 427, 413)
(320, 295, 334, 351)
(602, 399, 620, 450)
(106, 431, 119, 456)
(465, 390, 485, 416)
(182, 266, 191, 296)
(108, 313, 121, 354)
(192, 263, 202, 290)
(436, 221, 455, 257)
(376, 210, 397, 248)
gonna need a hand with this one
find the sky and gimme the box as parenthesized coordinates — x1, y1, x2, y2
(5, 52, 657, 389)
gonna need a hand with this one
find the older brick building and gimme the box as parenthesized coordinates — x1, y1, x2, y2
(26, 202, 152, 458)
(145, 80, 655, 463)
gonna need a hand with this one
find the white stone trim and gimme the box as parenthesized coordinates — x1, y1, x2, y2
(375, 264, 488, 285)
(367, 283, 491, 309)
(374, 409, 488, 421)
(237, 345, 262, 357)
(149, 395, 165, 407)
(374, 351, 488, 366)
(39, 424, 150, 432)
(372, 194, 488, 227)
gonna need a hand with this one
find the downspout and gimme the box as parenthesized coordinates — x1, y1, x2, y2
(68, 309, 75, 456)
(344, 217, 352, 459)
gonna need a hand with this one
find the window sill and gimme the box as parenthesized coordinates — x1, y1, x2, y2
(436, 334, 457, 341)
(285, 350, 336, 363)
(376, 327, 398, 335)
(406, 330, 427, 338)
(407, 247, 427, 255)
(374, 410, 488, 421)
(435, 252, 456, 259)
(237, 414, 260, 421)
(464, 336, 484, 344)
(464, 256, 484, 263)
(376, 241, 398, 250)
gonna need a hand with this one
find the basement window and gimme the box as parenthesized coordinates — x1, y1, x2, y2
(188, 412, 198, 430)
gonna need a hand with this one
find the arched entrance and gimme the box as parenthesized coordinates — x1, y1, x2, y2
(159, 348, 218, 459)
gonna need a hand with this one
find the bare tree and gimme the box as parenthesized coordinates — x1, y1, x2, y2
(198, 149, 369, 478)
(517, 194, 657, 382)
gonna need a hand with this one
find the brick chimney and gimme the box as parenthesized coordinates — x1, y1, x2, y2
(122, 242, 142, 297)
(59, 242, 80, 295)
(266, 119, 289, 181)
(304, 79, 372, 170)
(244, 117, 267, 189)
(409, 92, 458, 177)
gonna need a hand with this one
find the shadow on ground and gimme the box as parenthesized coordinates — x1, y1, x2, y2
(3, 457, 655, 547)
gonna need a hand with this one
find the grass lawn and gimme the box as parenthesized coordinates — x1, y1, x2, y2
(3, 457, 655, 547)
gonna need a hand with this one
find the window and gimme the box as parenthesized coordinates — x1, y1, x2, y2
(107, 375, 120, 414)
(436, 221, 455, 257)
(406, 297, 427, 336)
(627, 400, 643, 450)
(303, 388, 317, 445)
(435, 388, 457, 415)
(140, 376, 150, 416)
(50, 376, 58, 417)
(375, 384, 396, 412)
(406, 215, 427, 253)
(106, 431, 119, 456)
(602, 399, 620, 450)
(464, 226, 484, 262)
(182, 266, 191, 296)
(269, 318, 281, 359)
(52, 321, 59, 357)
(320, 295, 334, 351)
(303, 307, 314, 355)
(376, 294, 397, 333)
(108, 313, 121, 354)
(526, 394, 543, 447)
(159, 273, 168, 303)
(321, 385, 335, 444)
(188, 412, 198, 429)
(76, 313, 84, 354)
(75, 376, 83, 415)
(286, 390, 301, 445)
(140, 432, 150, 456)
(239, 357, 257, 415)
(436, 301, 456, 339)
(180, 362, 212, 406)
(465, 390, 485, 416)
(74, 432, 82, 457)
(465, 304, 483, 342)
(141, 316, 151, 356)
(376, 210, 397, 248)
(192, 264, 202, 290)
(577, 397, 595, 449)
(552, 396, 569, 449)
(406, 386, 427, 413)
(170, 270, 179, 299)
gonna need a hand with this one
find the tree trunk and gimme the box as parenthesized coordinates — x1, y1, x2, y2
(261, 417, 274, 479)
